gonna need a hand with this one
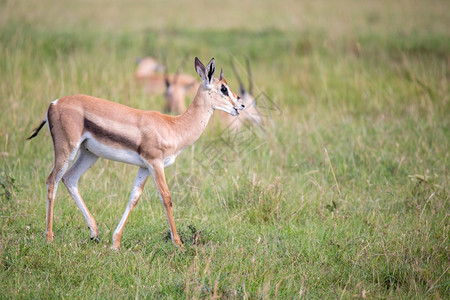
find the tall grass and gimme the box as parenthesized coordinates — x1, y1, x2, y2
(1, 0, 449, 298)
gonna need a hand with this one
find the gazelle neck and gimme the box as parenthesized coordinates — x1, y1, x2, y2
(173, 88, 214, 150)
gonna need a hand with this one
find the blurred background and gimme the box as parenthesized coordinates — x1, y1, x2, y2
(0, 0, 448, 298)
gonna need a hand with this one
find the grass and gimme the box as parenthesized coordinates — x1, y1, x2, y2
(1, 0, 449, 298)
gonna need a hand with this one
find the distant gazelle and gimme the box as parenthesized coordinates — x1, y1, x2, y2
(135, 57, 164, 80)
(164, 69, 198, 115)
(218, 58, 262, 131)
(28, 57, 245, 250)
(135, 56, 198, 95)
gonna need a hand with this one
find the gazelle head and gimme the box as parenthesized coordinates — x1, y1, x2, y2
(164, 57, 198, 115)
(195, 57, 245, 116)
(135, 57, 165, 78)
(164, 75, 188, 115)
(231, 58, 263, 126)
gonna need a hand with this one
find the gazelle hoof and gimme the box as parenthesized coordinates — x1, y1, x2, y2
(46, 232, 54, 242)
(91, 236, 100, 243)
(174, 239, 185, 250)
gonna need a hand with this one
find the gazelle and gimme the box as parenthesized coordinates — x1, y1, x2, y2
(28, 57, 244, 250)
(164, 76, 187, 115)
(218, 58, 263, 131)
(135, 57, 164, 80)
(135, 56, 198, 95)
(164, 69, 198, 115)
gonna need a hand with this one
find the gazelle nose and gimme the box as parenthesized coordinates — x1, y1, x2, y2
(236, 96, 245, 110)
(236, 103, 245, 110)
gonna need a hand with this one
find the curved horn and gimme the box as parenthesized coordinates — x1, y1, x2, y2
(230, 57, 246, 95)
(161, 51, 170, 88)
(246, 57, 253, 95)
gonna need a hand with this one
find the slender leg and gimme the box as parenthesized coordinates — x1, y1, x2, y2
(150, 162, 183, 248)
(62, 146, 99, 240)
(45, 146, 80, 242)
(112, 167, 149, 250)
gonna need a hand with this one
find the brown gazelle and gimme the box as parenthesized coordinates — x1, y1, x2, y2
(164, 68, 198, 115)
(218, 58, 262, 131)
(164, 75, 187, 115)
(28, 57, 244, 250)
(135, 57, 164, 80)
(135, 56, 198, 95)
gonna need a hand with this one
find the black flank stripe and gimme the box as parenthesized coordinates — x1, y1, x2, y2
(84, 118, 138, 150)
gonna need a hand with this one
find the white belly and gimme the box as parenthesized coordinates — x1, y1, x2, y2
(83, 135, 146, 167)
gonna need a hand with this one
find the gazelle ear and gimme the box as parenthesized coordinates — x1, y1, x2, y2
(195, 57, 207, 81)
(205, 58, 215, 84)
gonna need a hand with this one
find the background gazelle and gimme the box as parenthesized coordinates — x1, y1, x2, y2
(164, 73, 187, 115)
(28, 57, 244, 250)
(135, 56, 198, 95)
(163, 57, 198, 115)
(217, 58, 263, 131)
(164, 70, 198, 115)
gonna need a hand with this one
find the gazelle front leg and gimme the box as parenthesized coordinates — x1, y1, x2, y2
(151, 162, 183, 248)
(112, 167, 149, 250)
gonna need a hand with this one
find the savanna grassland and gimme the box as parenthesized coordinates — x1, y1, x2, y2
(0, 0, 449, 298)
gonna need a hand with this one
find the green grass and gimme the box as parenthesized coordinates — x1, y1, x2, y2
(1, 0, 449, 298)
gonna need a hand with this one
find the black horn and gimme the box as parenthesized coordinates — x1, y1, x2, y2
(230, 57, 246, 95)
(246, 57, 253, 95)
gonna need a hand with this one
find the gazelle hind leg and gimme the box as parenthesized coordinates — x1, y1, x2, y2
(45, 146, 80, 242)
(112, 167, 149, 250)
(62, 146, 100, 241)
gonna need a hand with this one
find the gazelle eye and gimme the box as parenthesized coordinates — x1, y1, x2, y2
(220, 85, 228, 96)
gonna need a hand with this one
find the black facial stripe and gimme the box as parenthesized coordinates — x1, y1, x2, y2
(220, 84, 229, 96)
